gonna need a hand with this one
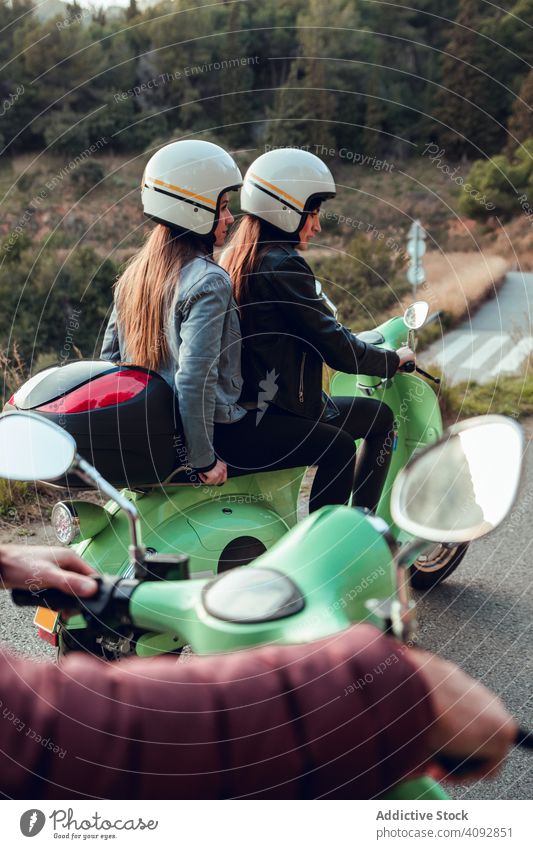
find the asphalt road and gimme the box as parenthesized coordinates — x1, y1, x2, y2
(415, 429, 533, 800)
(0, 437, 531, 800)
(0, 524, 57, 663)
(421, 271, 533, 384)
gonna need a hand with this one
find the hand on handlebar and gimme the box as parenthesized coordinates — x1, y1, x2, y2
(199, 459, 228, 486)
(0, 544, 98, 597)
(396, 346, 416, 368)
(409, 648, 517, 781)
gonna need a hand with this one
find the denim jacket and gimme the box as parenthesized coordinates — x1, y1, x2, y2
(101, 255, 245, 470)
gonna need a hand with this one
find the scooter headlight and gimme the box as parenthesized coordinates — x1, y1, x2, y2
(203, 567, 304, 624)
(51, 501, 80, 545)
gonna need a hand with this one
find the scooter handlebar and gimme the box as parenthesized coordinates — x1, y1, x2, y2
(12, 588, 83, 611)
(399, 361, 441, 384)
(434, 726, 533, 776)
(11, 576, 138, 621)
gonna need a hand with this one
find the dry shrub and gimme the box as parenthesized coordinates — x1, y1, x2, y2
(386, 252, 510, 325)
(0, 347, 48, 523)
(0, 344, 27, 405)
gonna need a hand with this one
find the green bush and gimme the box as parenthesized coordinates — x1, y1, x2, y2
(436, 361, 533, 424)
(0, 479, 29, 518)
(70, 160, 106, 195)
(16, 173, 37, 195)
(0, 237, 117, 365)
(459, 139, 533, 220)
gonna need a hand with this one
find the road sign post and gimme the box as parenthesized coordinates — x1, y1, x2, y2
(406, 220, 427, 301)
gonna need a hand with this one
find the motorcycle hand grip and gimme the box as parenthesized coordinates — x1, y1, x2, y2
(414, 365, 441, 384)
(434, 727, 533, 776)
(433, 752, 486, 776)
(399, 360, 441, 384)
(12, 588, 83, 611)
(515, 727, 533, 749)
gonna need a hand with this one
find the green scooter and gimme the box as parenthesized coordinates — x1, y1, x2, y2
(331, 298, 456, 589)
(2, 410, 527, 800)
(6, 299, 445, 658)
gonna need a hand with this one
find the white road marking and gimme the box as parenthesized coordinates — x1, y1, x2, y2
(433, 333, 477, 367)
(461, 334, 508, 370)
(489, 336, 533, 377)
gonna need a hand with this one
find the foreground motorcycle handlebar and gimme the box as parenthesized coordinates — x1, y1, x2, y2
(12, 576, 136, 624)
(12, 578, 533, 767)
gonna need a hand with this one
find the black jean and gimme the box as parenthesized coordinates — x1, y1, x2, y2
(213, 396, 394, 513)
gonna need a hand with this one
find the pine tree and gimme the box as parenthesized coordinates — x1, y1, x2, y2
(434, 0, 510, 158)
(216, 1, 255, 146)
(265, 0, 361, 152)
(126, 0, 139, 21)
(265, 61, 318, 149)
(66, 1, 83, 22)
(91, 6, 107, 26)
(507, 68, 533, 149)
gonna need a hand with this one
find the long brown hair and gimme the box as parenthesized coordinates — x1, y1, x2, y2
(114, 224, 206, 370)
(220, 214, 264, 305)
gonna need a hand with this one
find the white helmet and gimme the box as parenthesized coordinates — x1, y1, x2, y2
(142, 140, 242, 235)
(240, 149, 336, 234)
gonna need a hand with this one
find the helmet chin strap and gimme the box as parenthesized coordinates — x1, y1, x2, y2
(260, 220, 301, 245)
(168, 225, 215, 255)
(204, 231, 217, 254)
(297, 211, 310, 235)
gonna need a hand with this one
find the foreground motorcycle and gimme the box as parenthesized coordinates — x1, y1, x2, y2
(1, 411, 529, 800)
(5, 300, 450, 656)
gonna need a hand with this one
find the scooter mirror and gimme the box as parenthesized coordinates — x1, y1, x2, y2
(390, 415, 524, 543)
(0, 412, 76, 482)
(0, 410, 146, 571)
(403, 301, 429, 330)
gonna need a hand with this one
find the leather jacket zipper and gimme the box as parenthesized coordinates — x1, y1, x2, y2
(299, 352, 306, 403)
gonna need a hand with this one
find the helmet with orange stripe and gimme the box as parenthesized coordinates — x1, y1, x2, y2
(240, 149, 336, 234)
(142, 140, 242, 235)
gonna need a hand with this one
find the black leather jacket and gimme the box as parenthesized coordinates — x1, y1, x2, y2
(239, 244, 400, 420)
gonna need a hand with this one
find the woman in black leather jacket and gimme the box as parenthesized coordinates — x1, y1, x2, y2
(217, 149, 414, 513)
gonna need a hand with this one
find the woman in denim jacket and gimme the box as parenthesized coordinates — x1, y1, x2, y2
(101, 140, 245, 486)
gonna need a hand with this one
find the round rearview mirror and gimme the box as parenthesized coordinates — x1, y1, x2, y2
(404, 301, 429, 330)
(390, 415, 524, 543)
(0, 412, 76, 482)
